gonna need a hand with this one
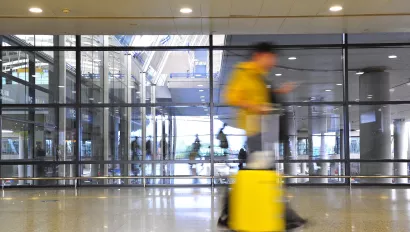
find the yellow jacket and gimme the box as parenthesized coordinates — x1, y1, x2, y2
(223, 61, 271, 136)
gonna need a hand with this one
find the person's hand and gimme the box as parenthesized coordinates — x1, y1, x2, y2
(274, 82, 297, 94)
(251, 104, 273, 114)
(281, 82, 297, 92)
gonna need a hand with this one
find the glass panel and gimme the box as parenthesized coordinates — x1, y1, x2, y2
(80, 164, 142, 185)
(348, 47, 410, 101)
(3, 35, 76, 47)
(1, 50, 76, 104)
(85, 35, 210, 47)
(80, 107, 132, 163)
(350, 162, 409, 184)
(214, 34, 342, 46)
(348, 104, 410, 160)
(0, 165, 74, 186)
(349, 32, 410, 44)
(81, 49, 210, 104)
(214, 48, 343, 103)
(1, 107, 76, 161)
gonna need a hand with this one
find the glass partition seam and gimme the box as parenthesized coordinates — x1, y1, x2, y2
(209, 35, 214, 184)
(75, 35, 81, 181)
(343, 33, 350, 185)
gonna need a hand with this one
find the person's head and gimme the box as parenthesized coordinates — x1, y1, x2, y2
(251, 42, 277, 71)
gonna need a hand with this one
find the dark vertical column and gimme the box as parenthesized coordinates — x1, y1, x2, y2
(342, 33, 351, 185)
(75, 36, 82, 181)
(28, 51, 37, 183)
(282, 113, 298, 183)
(359, 70, 392, 183)
(209, 35, 214, 185)
(393, 119, 407, 183)
(0, 36, 3, 160)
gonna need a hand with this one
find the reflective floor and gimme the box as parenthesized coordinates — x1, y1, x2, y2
(0, 187, 409, 231)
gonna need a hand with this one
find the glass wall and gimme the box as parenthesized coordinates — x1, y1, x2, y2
(1, 33, 410, 186)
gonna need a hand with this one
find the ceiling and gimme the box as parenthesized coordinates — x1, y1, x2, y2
(2, 0, 410, 34)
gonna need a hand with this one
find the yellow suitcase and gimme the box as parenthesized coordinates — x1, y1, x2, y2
(229, 170, 284, 232)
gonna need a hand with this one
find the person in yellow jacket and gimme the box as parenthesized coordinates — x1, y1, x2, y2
(223, 42, 295, 153)
(218, 42, 307, 230)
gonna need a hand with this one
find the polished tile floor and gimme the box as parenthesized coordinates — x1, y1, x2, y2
(0, 187, 409, 231)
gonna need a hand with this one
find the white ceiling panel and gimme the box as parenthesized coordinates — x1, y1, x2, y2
(137, 0, 174, 17)
(228, 19, 258, 34)
(253, 19, 284, 34)
(200, 0, 231, 17)
(204, 19, 230, 34)
(230, 0, 264, 16)
(174, 18, 203, 34)
(288, 0, 327, 15)
(279, 18, 311, 34)
(259, 0, 295, 17)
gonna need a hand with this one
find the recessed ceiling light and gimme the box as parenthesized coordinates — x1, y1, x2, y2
(288, 57, 297, 60)
(197, 84, 203, 87)
(297, 106, 302, 108)
(325, 89, 332, 92)
(200, 96, 205, 98)
(199, 89, 204, 92)
(388, 55, 397, 59)
(356, 71, 364, 75)
(29, 7, 43, 13)
(336, 83, 343, 86)
(180, 8, 193, 14)
(275, 73, 282, 76)
(329, 5, 343, 12)
(367, 96, 373, 99)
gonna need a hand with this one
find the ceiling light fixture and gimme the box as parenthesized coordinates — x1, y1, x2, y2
(200, 96, 205, 98)
(325, 89, 332, 92)
(288, 57, 297, 60)
(388, 55, 397, 59)
(197, 84, 203, 87)
(180, 8, 193, 14)
(367, 96, 372, 99)
(275, 73, 282, 76)
(336, 83, 343, 86)
(356, 71, 364, 75)
(29, 7, 43, 13)
(199, 89, 204, 92)
(329, 5, 343, 12)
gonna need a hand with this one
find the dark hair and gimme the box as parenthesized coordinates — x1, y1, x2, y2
(252, 42, 277, 55)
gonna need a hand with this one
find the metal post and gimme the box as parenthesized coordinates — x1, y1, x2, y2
(140, 72, 147, 185)
(342, 33, 351, 186)
(209, 35, 215, 187)
(75, 35, 82, 187)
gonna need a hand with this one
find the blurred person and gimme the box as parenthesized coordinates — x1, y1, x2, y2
(238, 148, 247, 170)
(189, 134, 201, 167)
(146, 136, 152, 159)
(218, 42, 307, 230)
(217, 123, 229, 153)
